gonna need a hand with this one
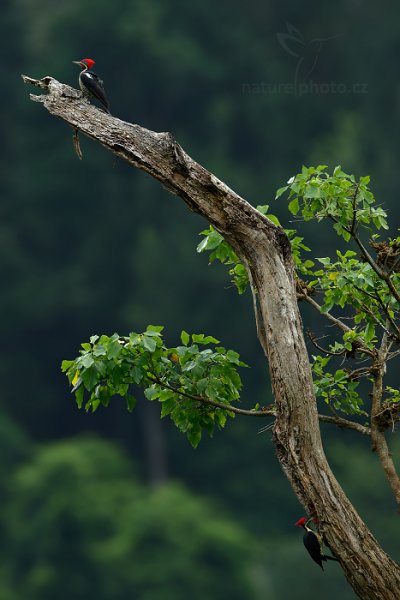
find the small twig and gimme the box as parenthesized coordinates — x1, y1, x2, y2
(72, 128, 83, 160)
(358, 300, 391, 336)
(350, 183, 360, 235)
(387, 348, 400, 362)
(307, 330, 346, 356)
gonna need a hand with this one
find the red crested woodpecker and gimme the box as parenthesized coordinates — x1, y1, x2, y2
(295, 517, 340, 570)
(73, 58, 110, 114)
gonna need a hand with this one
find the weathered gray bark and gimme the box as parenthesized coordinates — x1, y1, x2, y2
(23, 75, 400, 599)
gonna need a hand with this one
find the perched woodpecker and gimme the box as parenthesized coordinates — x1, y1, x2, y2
(295, 517, 340, 570)
(73, 58, 110, 114)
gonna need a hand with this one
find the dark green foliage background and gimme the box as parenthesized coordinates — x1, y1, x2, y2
(1, 1, 399, 597)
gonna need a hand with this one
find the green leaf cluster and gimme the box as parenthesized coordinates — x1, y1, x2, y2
(276, 166, 399, 417)
(277, 165, 388, 239)
(196, 226, 249, 294)
(196, 205, 314, 292)
(62, 327, 248, 448)
(312, 355, 366, 415)
(310, 250, 397, 345)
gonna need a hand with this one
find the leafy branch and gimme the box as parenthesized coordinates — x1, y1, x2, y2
(61, 327, 274, 447)
(62, 325, 368, 444)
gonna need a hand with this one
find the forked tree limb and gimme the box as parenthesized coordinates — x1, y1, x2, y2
(23, 75, 400, 599)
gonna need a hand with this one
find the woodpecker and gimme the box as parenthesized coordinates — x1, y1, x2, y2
(73, 58, 110, 114)
(295, 517, 340, 570)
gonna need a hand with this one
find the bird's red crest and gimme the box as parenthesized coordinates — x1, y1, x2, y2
(295, 517, 307, 527)
(82, 58, 95, 69)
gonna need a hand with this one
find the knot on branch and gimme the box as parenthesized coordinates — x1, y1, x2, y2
(161, 132, 190, 176)
(296, 277, 316, 300)
(369, 239, 400, 272)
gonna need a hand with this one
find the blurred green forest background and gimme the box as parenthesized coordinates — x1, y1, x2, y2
(1, 0, 400, 598)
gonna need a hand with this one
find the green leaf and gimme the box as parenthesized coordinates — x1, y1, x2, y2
(107, 340, 123, 359)
(93, 345, 107, 357)
(181, 330, 190, 346)
(146, 325, 164, 333)
(196, 230, 223, 253)
(192, 333, 220, 345)
(80, 366, 98, 391)
(126, 395, 137, 412)
(61, 359, 74, 372)
(143, 336, 157, 352)
(288, 197, 299, 215)
(275, 185, 288, 199)
(226, 349, 241, 364)
(75, 386, 84, 409)
(364, 322, 376, 343)
(131, 366, 143, 384)
(144, 385, 158, 401)
(304, 183, 321, 198)
(80, 354, 94, 368)
(187, 428, 202, 448)
(144, 329, 162, 337)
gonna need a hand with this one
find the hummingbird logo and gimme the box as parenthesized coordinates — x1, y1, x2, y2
(277, 23, 340, 87)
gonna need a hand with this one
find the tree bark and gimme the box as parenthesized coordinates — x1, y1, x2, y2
(23, 75, 400, 599)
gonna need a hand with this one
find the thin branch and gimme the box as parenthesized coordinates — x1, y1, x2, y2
(370, 333, 400, 508)
(351, 281, 400, 340)
(147, 372, 276, 417)
(304, 295, 351, 333)
(350, 183, 360, 235)
(358, 300, 391, 336)
(72, 128, 83, 160)
(303, 294, 375, 357)
(346, 365, 374, 380)
(327, 209, 400, 305)
(388, 348, 400, 362)
(353, 236, 400, 305)
(390, 253, 400, 273)
(319, 414, 371, 435)
(147, 372, 372, 435)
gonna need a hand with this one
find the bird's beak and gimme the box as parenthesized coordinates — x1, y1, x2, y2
(72, 61, 82, 66)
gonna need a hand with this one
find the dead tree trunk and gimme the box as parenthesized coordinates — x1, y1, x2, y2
(22, 75, 400, 599)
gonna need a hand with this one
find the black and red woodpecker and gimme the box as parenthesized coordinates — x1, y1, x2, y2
(73, 58, 110, 114)
(295, 517, 340, 570)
